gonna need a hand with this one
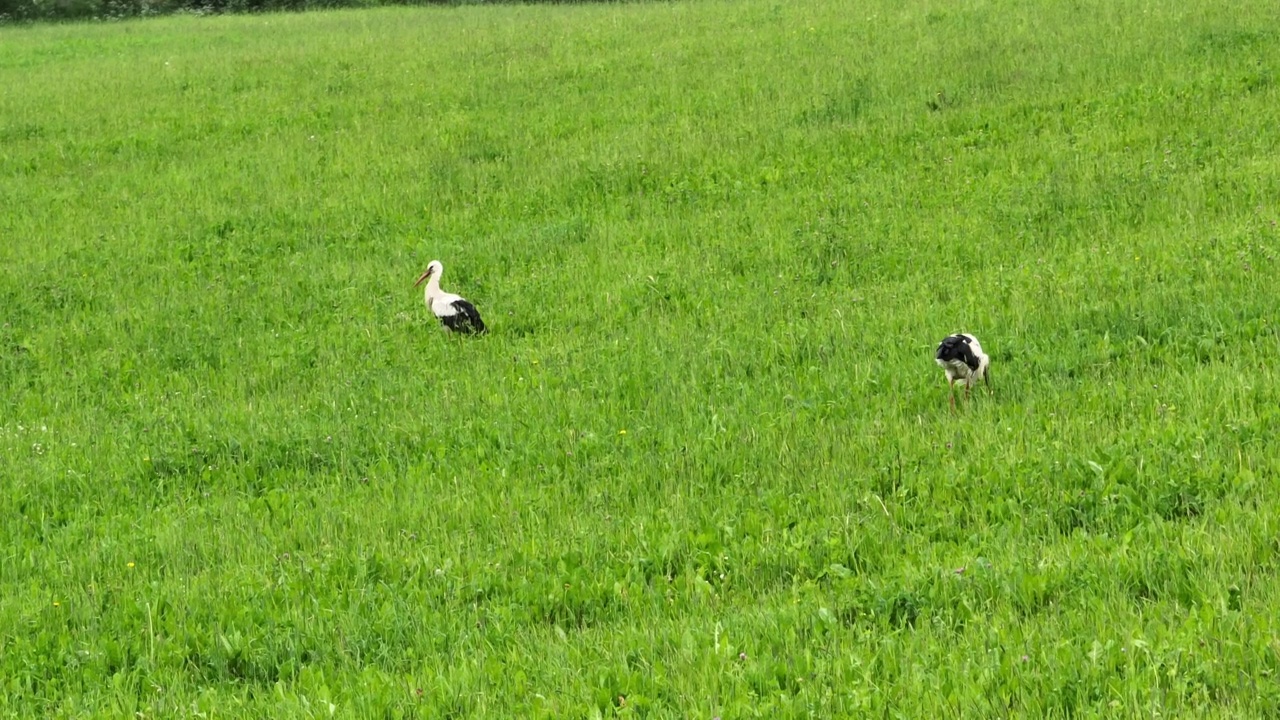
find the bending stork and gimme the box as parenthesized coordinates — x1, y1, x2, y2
(935, 333, 990, 410)
(414, 260, 486, 334)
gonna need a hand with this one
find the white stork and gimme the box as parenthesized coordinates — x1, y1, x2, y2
(414, 260, 486, 334)
(935, 333, 990, 410)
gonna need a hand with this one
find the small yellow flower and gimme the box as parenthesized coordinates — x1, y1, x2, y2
(127, 562, 135, 568)
(53, 601, 60, 607)
(618, 430, 627, 435)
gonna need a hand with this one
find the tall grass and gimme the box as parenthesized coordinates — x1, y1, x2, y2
(3, 0, 1280, 715)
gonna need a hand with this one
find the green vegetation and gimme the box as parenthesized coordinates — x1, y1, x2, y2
(3, 0, 1280, 715)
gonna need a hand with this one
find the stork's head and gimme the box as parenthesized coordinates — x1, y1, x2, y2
(414, 260, 443, 287)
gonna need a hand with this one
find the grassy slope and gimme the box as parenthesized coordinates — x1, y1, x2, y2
(3, 0, 1280, 715)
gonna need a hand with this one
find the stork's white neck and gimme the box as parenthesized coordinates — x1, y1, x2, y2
(423, 271, 442, 301)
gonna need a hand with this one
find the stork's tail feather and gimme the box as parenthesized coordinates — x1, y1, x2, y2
(442, 299, 486, 335)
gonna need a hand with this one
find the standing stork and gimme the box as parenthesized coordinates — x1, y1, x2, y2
(414, 260, 486, 334)
(935, 333, 990, 410)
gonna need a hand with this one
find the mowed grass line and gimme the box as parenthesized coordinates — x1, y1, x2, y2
(3, 0, 1280, 715)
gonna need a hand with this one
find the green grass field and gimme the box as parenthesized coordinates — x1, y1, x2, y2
(4, 0, 1280, 715)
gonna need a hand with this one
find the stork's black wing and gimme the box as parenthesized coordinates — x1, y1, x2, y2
(441, 299, 486, 334)
(935, 334, 979, 371)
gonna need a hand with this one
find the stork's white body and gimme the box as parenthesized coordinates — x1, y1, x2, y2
(415, 260, 486, 334)
(937, 335, 988, 387)
(935, 333, 990, 410)
(427, 289, 467, 319)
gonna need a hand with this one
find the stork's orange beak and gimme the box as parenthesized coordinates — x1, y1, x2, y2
(414, 268, 432, 286)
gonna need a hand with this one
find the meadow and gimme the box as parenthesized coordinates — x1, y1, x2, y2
(3, 0, 1280, 715)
